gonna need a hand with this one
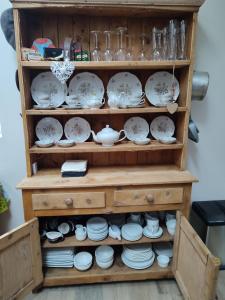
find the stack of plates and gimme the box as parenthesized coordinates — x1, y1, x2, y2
(121, 223, 143, 241)
(121, 244, 155, 270)
(87, 217, 108, 241)
(95, 245, 114, 269)
(74, 251, 93, 271)
(43, 248, 74, 268)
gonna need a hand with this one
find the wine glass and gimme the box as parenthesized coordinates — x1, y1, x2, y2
(90, 30, 102, 61)
(126, 34, 134, 61)
(103, 31, 114, 61)
(162, 27, 168, 60)
(168, 20, 177, 60)
(178, 20, 186, 60)
(152, 27, 162, 60)
(138, 33, 148, 61)
(115, 27, 127, 61)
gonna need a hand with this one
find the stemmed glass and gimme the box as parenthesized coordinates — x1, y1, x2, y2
(103, 31, 114, 61)
(152, 27, 162, 60)
(139, 33, 148, 61)
(115, 27, 127, 61)
(178, 20, 186, 60)
(162, 27, 168, 60)
(90, 30, 101, 61)
(168, 20, 177, 60)
(126, 34, 134, 61)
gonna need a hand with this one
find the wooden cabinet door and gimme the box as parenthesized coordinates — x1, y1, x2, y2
(173, 212, 220, 300)
(0, 218, 43, 300)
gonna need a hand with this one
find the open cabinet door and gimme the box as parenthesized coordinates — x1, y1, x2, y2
(173, 212, 220, 300)
(0, 218, 43, 300)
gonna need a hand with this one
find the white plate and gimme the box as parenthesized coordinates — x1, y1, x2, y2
(64, 117, 91, 143)
(35, 117, 63, 143)
(121, 252, 155, 270)
(31, 72, 67, 108)
(107, 72, 142, 102)
(145, 71, 180, 107)
(35, 140, 54, 148)
(124, 117, 149, 141)
(69, 72, 104, 104)
(150, 116, 175, 140)
(121, 223, 143, 241)
(74, 252, 92, 267)
(87, 217, 108, 231)
(143, 226, 163, 239)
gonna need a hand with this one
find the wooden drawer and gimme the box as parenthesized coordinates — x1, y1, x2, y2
(32, 192, 106, 210)
(113, 187, 183, 207)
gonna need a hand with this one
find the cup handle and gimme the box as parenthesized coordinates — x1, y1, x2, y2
(83, 226, 87, 234)
(102, 98, 106, 105)
(117, 129, 126, 143)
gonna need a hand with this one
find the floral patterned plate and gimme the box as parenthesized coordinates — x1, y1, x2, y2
(64, 117, 91, 143)
(35, 117, 63, 143)
(124, 117, 149, 141)
(150, 116, 175, 140)
(145, 71, 180, 107)
(31, 72, 67, 108)
(107, 72, 143, 104)
(68, 72, 104, 105)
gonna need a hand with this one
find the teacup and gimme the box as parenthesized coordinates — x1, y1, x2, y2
(75, 224, 87, 241)
(130, 213, 141, 224)
(166, 219, 176, 236)
(109, 225, 121, 240)
(147, 218, 159, 234)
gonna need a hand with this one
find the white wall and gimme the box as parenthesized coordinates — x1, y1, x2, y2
(0, 0, 224, 233)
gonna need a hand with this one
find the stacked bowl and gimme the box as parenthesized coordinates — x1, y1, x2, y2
(121, 244, 155, 269)
(74, 251, 93, 271)
(95, 245, 114, 269)
(87, 217, 108, 241)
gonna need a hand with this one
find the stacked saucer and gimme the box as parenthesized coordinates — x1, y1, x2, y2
(43, 248, 74, 268)
(87, 217, 108, 241)
(121, 244, 155, 270)
(74, 251, 93, 271)
(121, 223, 143, 241)
(95, 245, 114, 269)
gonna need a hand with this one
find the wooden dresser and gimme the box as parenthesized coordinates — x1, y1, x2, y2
(0, 1, 220, 299)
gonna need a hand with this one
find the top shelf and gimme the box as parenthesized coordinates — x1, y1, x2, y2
(21, 60, 190, 70)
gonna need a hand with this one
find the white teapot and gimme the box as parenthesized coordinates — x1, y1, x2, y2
(91, 125, 126, 147)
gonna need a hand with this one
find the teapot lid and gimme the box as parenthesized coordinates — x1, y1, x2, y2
(99, 125, 117, 134)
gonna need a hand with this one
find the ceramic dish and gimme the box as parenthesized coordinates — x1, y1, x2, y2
(157, 255, 170, 268)
(69, 72, 104, 106)
(96, 258, 114, 269)
(74, 252, 93, 271)
(145, 71, 180, 107)
(150, 116, 175, 140)
(31, 72, 67, 108)
(143, 226, 163, 239)
(159, 137, 177, 144)
(56, 139, 75, 147)
(154, 242, 173, 258)
(35, 117, 63, 143)
(133, 138, 151, 145)
(57, 222, 71, 235)
(64, 117, 91, 143)
(33, 104, 55, 110)
(95, 245, 114, 262)
(121, 252, 155, 270)
(35, 140, 54, 148)
(107, 72, 143, 105)
(124, 117, 149, 141)
(121, 223, 143, 241)
(46, 231, 64, 243)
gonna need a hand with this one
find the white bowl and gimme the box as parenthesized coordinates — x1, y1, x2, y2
(74, 252, 93, 267)
(157, 255, 169, 268)
(46, 231, 63, 242)
(95, 245, 114, 262)
(133, 138, 151, 145)
(35, 140, 54, 148)
(74, 261, 92, 271)
(159, 137, 177, 144)
(56, 139, 75, 147)
(96, 258, 114, 269)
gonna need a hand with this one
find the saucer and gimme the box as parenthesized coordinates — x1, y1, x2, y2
(133, 138, 151, 145)
(143, 226, 163, 239)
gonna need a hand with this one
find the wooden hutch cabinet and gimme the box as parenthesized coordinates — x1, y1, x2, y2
(0, 0, 220, 299)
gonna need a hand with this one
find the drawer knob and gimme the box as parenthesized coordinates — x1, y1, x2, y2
(64, 198, 73, 206)
(146, 194, 154, 204)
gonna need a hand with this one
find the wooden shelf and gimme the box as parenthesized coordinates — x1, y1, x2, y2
(42, 227, 173, 248)
(21, 60, 190, 70)
(26, 106, 187, 116)
(17, 165, 198, 189)
(29, 141, 183, 154)
(43, 258, 173, 286)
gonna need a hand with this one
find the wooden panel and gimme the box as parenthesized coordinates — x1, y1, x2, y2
(32, 191, 106, 210)
(173, 213, 220, 300)
(0, 218, 43, 299)
(113, 187, 183, 207)
(43, 259, 173, 287)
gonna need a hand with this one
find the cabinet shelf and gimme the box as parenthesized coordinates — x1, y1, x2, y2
(21, 60, 190, 70)
(29, 141, 183, 154)
(43, 258, 173, 286)
(26, 106, 187, 116)
(42, 227, 173, 248)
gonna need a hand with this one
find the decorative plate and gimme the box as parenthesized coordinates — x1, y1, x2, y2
(150, 116, 175, 140)
(35, 117, 63, 143)
(64, 117, 91, 143)
(145, 71, 180, 107)
(68, 72, 104, 104)
(124, 117, 149, 141)
(107, 72, 143, 103)
(31, 72, 67, 107)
